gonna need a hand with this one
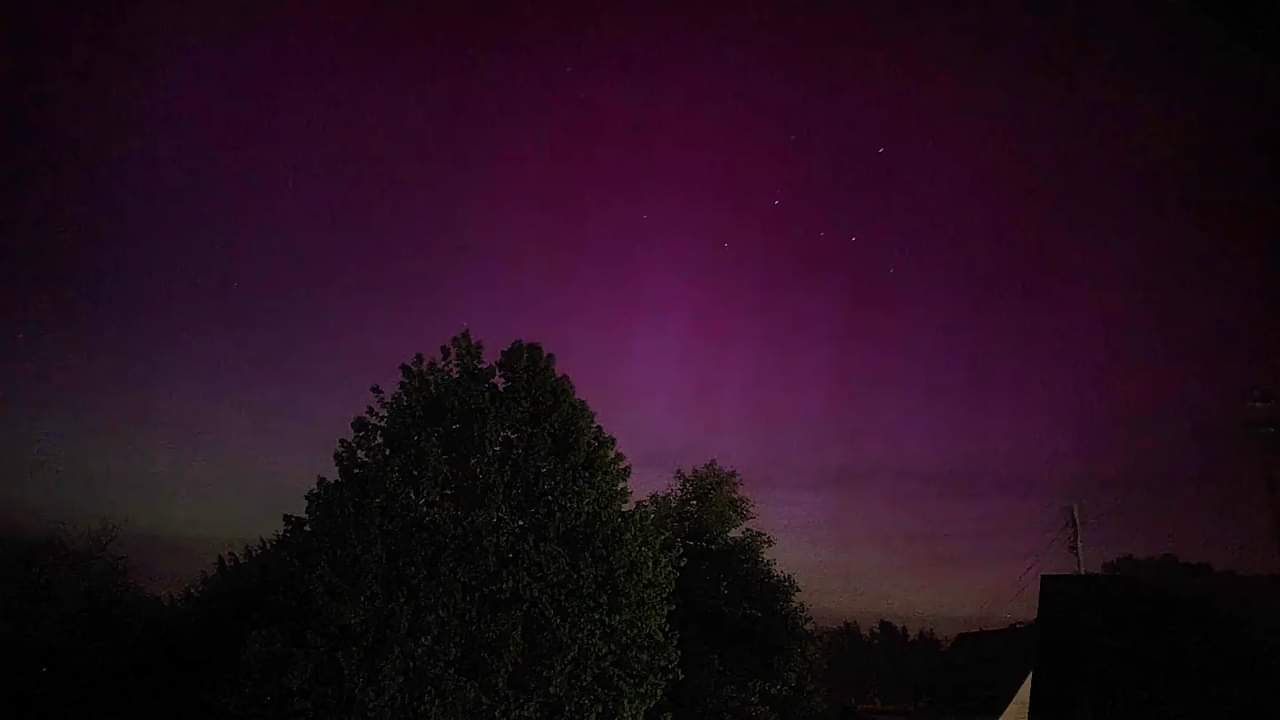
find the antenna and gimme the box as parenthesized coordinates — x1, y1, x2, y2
(1068, 504, 1085, 575)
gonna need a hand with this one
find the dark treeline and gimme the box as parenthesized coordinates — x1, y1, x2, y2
(3, 334, 1249, 719)
(0, 523, 177, 716)
(818, 620, 943, 712)
(0, 519, 950, 719)
(1, 335, 831, 719)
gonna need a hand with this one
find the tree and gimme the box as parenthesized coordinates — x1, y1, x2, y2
(816, 620, 944, 714)
(0, 523, 172, 718)
(206, 333, 679, 718)
(1101, 552, 1220, 582)
(173, 518, 317, 717)
(818, 621, 868, 709)
(903, 627, 943, 710)
(637, 461, 824, 720)
(866, 620, 909, 706)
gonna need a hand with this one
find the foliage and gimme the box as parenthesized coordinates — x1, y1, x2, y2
(172, 517, 317, 716)
(1101, 552, 1223, 581)
(0, 523, 172, 717)
(818, 621, 868, 709)
(638, 461, 825, 720)
(3, 334, 982, 720)
(201, 333, 680, 719)
(817, 619, 943, 712)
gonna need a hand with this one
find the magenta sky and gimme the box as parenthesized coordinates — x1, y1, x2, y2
(5, 2, 1278, 629)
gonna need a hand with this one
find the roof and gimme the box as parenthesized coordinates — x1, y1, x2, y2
(931, 622, 1036, 717)
(1029, 572, 1280, 718)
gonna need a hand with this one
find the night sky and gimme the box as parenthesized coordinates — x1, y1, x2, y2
(4, 2, 1279, 629)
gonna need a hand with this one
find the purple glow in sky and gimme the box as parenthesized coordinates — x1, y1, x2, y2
(4, 2, 1278, 628)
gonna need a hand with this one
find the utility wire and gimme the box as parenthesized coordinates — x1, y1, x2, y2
(975, 515, 1070, 623)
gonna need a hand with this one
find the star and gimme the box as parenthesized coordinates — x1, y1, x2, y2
(723, 242, 729, 247)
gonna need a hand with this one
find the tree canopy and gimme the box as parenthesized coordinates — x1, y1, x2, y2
(1, 334, 968, 720)
(638, 461, 824, 720)
(817, 620, 942, 711)
(197, 333, 680, 718)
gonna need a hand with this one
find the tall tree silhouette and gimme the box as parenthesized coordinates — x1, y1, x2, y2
(195, 333, 680, 718)
(638, 461, 824, 720)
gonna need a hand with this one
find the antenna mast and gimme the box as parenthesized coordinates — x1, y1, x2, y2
(1068, 504, 1085, 575)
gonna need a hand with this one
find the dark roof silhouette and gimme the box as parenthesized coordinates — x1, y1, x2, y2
(1028, 572, 1280, 718)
